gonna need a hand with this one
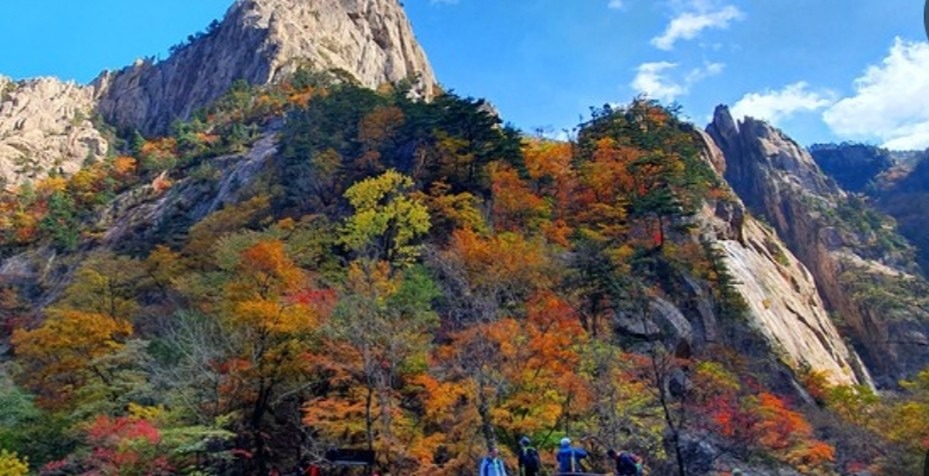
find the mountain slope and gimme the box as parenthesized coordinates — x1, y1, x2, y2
(708, 106, 929, 387)
(2, 2, 928, 473)
(0, 0, 435, 190)
(1, 88, 867, 474)
(810, 143, 929, 272)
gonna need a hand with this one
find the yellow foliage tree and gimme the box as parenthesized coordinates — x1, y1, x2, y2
(340, 169, 430, 267)
(12, 309, 132, 409)
(0, 450, 28, 476)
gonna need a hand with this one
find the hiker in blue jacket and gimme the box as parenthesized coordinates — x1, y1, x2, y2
(607, 448, 643, 476)
(555, 437, 588, 475)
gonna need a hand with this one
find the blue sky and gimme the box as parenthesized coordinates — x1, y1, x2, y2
(1, 0, 927, 149)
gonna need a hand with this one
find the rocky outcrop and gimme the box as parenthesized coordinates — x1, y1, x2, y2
(707, 107, 841, 217)
(615, 129, 864, 386)
(0, 76, 107, 190)
(0, 130, 278, 319)
(708, 105, 929, 387)
(688, 137, 864, 386)
(696, 126, 864, 385)
(714, 216, 864, 386)
(92, 0, 436, 135)
(0, 0, 435, 186)
(96, 131, 278, 250)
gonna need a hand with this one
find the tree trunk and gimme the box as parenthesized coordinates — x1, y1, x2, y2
(477, 373, 496, 450)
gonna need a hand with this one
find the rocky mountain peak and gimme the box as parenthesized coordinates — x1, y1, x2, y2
(92, 0, 436, 135)
(706, 105, 740, 156)
(708, 105, 838, 199)
(0, 0, 436, 188)
(707, 104, 929, 386)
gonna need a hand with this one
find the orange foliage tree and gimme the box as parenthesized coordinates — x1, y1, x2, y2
(304, 261, 438, 474)
(214, 239, 319, 473)
(439, 228, 554, 320)
(489, 163, 550, 233)
(418, 292, 590, 474)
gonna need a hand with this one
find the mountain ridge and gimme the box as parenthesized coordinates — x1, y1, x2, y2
(0, 0, 435, 190)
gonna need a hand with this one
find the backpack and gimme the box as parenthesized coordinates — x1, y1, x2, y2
(617, 452, 642, 475)
(523, 447, 541, 472)
(481, 456, 504, 476)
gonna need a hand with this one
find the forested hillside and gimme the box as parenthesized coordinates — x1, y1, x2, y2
(1, 71, 928, 475)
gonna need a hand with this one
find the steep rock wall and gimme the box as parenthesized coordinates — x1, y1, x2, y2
(92, 0, 437, 135)
(693, 130, 865, 386)
(708, 105, 929, 386)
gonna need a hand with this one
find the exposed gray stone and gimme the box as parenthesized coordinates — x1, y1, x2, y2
(92, 0, 437, 136)
(0, 76, 107, 190)
(708, 104, 929, 387)
(0, 0, 436, 188)
(97, 132, 279, 248)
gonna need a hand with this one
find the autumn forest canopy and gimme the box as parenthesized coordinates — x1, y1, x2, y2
(1, 71, 929, 475)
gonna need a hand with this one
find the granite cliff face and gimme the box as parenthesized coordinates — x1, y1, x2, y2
(713, 216, 865, 386)
(692, 131, 864, 386)
(92, 0, 436, 135)
(0, 0, 436, 188)
(612, 129, 864, 387)
(0, 76, 107, 190)
(708, 106, 929, 387)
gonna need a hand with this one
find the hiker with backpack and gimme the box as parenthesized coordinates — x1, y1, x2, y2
(607, 448, 643, 476)
(479, 445, 508, 476)
(517, 436, 541, 476)
(555, 437, 589, 475)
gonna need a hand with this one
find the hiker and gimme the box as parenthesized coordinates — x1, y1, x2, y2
(607, 448, 643, 476)
(555, 437, 588, 475)
(517, 436, 541, 476)
(479, 446, 508, 476)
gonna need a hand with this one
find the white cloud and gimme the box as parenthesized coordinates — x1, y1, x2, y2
(685, 61, 724, 83)
(608, 0, 624, 9)
(823, 38, 929, 150)
(730, 82, 834, 125)
(652, 3, 743, 51)
(631, 61, 724, 103)
(632, 62, 684, 103)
